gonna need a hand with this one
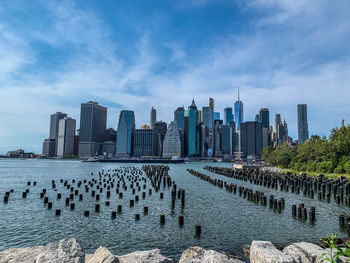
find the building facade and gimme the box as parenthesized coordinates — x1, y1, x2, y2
(297, 104, 309, 144)
(42, 139, 56, 157)
(162, 121, 182, 158)
(133, 129, 159, 157)
(184, 99, 201, 157)
(150, 107, 156, 129)
(57, 117, 76, 157)
(259, 108, 270, 129)
(116, 110, 135, 156)
(224, 107, 233, 125)
(154, 121, 167, 157)
(240, 121, 263, 157)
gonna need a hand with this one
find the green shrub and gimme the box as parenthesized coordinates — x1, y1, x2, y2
(334, 165, 344, 174)
(316, 161, 334, 173)
(344, 161, 350, 174)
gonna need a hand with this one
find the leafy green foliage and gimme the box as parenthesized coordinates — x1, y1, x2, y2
(319, 234, 350, 262)
(262, 124, 350, 175)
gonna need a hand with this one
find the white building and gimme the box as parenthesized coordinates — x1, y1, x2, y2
(57, 117, 76, 157)
(162, 121, 182, 158)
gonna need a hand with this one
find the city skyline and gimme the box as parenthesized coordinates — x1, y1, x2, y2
(1, 0, 350, 153)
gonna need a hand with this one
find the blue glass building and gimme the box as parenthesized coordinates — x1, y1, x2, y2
(184, 99, 200, 157)
(259, 108, 270, 129)
(214, 112, 220, 121)
(224, 107, 233, 125)
(174, 107, 185, 135)
(234, 98, 243, 130)
(116, 110, 135, 156)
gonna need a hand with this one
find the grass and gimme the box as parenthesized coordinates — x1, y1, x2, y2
(280, 168, 350, 180)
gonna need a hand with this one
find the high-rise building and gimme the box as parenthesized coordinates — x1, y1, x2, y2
(240, 121, 263, 157)
(234, 91, 243, 131)
(202, 107, 213, 129)
(116, 110, 135, 156)
(297, 104, 309, 144)
(274, 114, 282, 143)
(78, 101, 107, 157)
(133, 129, 159, 157)
(219, 123, 235, 156)
(214, 112, 220, 121)
(150, 107, 156, 129)
(57, 117, 76, 157)
(255, 114, 260, 122)
(105, 128, 117, 142)
(224, 107, 233, 125)
(44, 112, 67, 156)
(174, 107, 185, 134)
(162, 121, 182, 158)
(184, 99, 201, 157)
(154, 121, 167, 157)
(259, 108, 270, 129)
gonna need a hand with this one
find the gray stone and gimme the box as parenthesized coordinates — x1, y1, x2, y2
(179, 246, 244, 263)
(0, 246, 44, 263)
(118, 249, 174, 263)
(250, 241, 295, 263)
(36, 238, 85, 263)
(283, 242, 325, 263)
(85, 246, 119, 263)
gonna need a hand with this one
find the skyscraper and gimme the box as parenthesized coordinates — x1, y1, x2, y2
(154, 121, 167, 156)
(133, 129, 159, 157)
(214, 112, 221, 121)
(224, 107, 233, 125)
(78, 101, 107, 157)
(297, 104, 309, 144)
(240, 121, 263, 157)
(259, 108, 270, 129)
(162, 121, 182, 158)
(202, 106, 213, 129)
(150, 107, 156, 129)
(174, 107, 185, 134)
(116, 110, 135, 156)
(49, 112, 67, 156)
(57, 117, 76, 157)
(184, 99, 201, 157)
(234, 90, 243, 131)
(274, 114, 281, 143)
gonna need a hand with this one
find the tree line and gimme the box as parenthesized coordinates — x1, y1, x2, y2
(262, 124, 350, 174)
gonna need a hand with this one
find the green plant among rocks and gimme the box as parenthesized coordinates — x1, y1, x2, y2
(319, 234, 350, 262)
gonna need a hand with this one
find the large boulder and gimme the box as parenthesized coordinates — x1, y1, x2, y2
(0, 238, 85, 263)
(250, 241, 295, 263)
(283, 242, 325, 263)
(179, 246, 244, 263)
(118, 249, 174, 263)
(85, 246, 119, 263)
(0, 246, 44, 263)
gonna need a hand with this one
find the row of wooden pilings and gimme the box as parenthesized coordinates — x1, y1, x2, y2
(204, 166, 350, 205)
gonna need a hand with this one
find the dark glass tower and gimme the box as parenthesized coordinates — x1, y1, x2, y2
(116, 110, 135, 156)
(234, 90, 243, 131)
(297, 104, 309, 144)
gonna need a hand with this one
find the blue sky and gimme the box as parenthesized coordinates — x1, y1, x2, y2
(0, 0, 350, 153)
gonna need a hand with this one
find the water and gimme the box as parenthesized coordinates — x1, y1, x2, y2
(0, 159, 348, 261)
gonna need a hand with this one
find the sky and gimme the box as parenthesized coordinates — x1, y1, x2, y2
(0, 0, 350, 154)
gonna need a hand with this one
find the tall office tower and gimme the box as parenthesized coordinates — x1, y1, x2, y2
(219, 123, 235, 156)
(262, 128, 269, 148)
(259, 108, 270, 129)
(133, 129, 159, 157)
(78, 101, 107, 157)
(202, 107, 213, 129)
(116, 110, 135, 156)
(150, 107, 156, 129)
(224, 107, 233, 125)
(174, 107, 185, 134)
(42, 139, 56, 157)
(274, 114, 282, 143)
(154, 121, 167, 156)
(103, 128, 117, 156)
(46, 112, 68, 156)
(57, 117, 76, 157)
(240, 121, 263, 157)
(184, 99, 201, 157)
(297, 104, 309, 144)
(282, 119, 289, 143)
(234, 91, 243, 131)
(163, 121, 182, 158)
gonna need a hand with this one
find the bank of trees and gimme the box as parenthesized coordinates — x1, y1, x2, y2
(262, 124, 350, 174)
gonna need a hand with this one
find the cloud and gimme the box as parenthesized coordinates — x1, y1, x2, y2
(0, 0, 349, 153)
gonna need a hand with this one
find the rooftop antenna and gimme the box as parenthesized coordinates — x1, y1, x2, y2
(238, 87, 240, 101)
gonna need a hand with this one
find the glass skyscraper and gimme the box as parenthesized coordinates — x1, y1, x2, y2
(234, 98, 243, 130)
(78, 101, 107, 157)
(116, 110, 135, 156)
(224, 107, 233, 125)
(297, 104, 309, 144)
(184, 99, 200, 157)
(174, 107, 185, 134)
(259, 108, 270, 129)
(214, 112, 220, 121)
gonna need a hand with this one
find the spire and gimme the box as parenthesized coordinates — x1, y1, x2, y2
(238, 88, 240, 101)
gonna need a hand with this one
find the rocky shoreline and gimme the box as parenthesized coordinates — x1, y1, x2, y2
(0, 238, 349, 263)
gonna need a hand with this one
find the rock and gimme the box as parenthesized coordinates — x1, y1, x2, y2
(118, 249, 174, 263)
(179, 246, 244, 263)
(0, 246, 44, 263)
(36, 238, 85, 263)
(85, 246, 119, 263)
(283, 242, 325, 263)
(0, 238, 84, 263)
(250, 241, 295, 263)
